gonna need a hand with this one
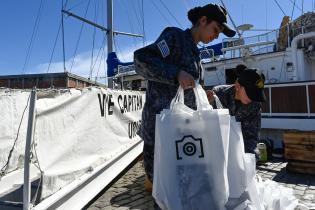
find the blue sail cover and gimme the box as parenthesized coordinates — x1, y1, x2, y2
(107, 42, 225, 77)
(106, 52, 133, 77)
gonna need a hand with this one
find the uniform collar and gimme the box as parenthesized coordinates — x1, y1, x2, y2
(223, 85, 236, 98)
(184, 28, 199, 56)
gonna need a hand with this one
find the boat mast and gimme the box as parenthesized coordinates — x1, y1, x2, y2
(107, 0, 113, 53)
(219, 0, 242, 38)
(61, 0, 143, 87)
(107, 0, 113, 87)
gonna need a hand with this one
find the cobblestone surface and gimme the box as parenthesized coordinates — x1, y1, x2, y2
(87, 160, 315, 210)
(256, 160, 315, 208)
(86, 161, 154, 210)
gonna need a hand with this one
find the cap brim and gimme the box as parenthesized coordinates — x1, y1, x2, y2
(222, 23, 236, 37)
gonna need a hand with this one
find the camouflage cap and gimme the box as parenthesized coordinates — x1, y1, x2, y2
(237, 69, 266, 102)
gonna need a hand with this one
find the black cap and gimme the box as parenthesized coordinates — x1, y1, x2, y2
(203, 4, 236, 37)
(237, 69, 266, 102)
(234, 64, 247, 77)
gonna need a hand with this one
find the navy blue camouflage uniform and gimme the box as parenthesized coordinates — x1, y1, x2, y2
(212, 85, 261, 158)
(134, 27, 203, 183)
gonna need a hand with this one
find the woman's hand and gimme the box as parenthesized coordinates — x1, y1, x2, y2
(206, 90, 215, 104)
(177, 70, 195, 89)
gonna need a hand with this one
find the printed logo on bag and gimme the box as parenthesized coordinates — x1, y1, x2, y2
(175, 135, 204, 160)
(157, 39, 170, 58)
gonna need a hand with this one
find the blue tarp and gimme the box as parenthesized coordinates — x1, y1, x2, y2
(106, 52, 133, 77)
(107, 42, 225, 77)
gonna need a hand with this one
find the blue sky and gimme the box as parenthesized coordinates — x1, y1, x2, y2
(0, 0, 313, 82)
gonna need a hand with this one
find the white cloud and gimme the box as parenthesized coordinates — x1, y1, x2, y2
(34, 50, 106, 78)
(114, 41, 148, 62)
(32, 42, 146, 83)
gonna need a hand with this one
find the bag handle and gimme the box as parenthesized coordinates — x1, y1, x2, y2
(170, 83, 213, 111)
(193, 84, 212, 111)
(170, 86, 184, 108)
(213, 95, 224, 109)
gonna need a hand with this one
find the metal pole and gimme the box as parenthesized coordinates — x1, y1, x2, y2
(219, 0, 242, 38)
(61, 1, 66, 72)
(306, 85, 310, 118)
(107, 0, 114, 88)
(121, 75, 124, 90)
(269, 87, 272, 117)
(107, 0, 113, 53)
(61, 10, 143, 37)
(302, 26, 305, 47)
(23, 88, 37, 210)
(287, 24, 290, 47)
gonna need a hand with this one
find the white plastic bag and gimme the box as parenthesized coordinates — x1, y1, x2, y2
(214, 95, 248, 199)
(255, 177, 299, 210)
(244, 154, 264, 210)
(227, 117, 247, 198)
(214, 95, 263, 210)
(214, 95, 298, 210)
(153, 84, 231, 210)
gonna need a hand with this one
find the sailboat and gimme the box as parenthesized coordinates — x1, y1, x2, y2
(0, 1, 145, 209)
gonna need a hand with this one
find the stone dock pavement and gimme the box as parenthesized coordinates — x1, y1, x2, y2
(86, 160, 315, 210)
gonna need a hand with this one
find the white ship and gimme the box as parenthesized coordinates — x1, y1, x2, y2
(201, 12, 315, 146)
(116, 7, 315, 146)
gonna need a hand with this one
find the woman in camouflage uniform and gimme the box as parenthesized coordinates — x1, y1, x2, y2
(134, 3, 236, 209)
(207, 69, 266, 161)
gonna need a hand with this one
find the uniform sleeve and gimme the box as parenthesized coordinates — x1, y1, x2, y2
(212, 86, 225, 103)
(212, 85, 228, 108)
(237, 103, 262, 153)
(134, 28, 182, 85)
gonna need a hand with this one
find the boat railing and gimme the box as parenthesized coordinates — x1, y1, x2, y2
(221, 23, 311, 59)
(222, 28, 279, 59)
(200, 48, 215, 63)
(251, 45, 275, 55)
(115, 64, 136, 77)
(262, 81, 315, 118)
(113, 64, 138, 90)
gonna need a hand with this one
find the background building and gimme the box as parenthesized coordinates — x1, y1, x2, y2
(0, 72, 105, 89)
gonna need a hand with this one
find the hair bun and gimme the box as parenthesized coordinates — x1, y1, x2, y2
(187, 7, 203, 25)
